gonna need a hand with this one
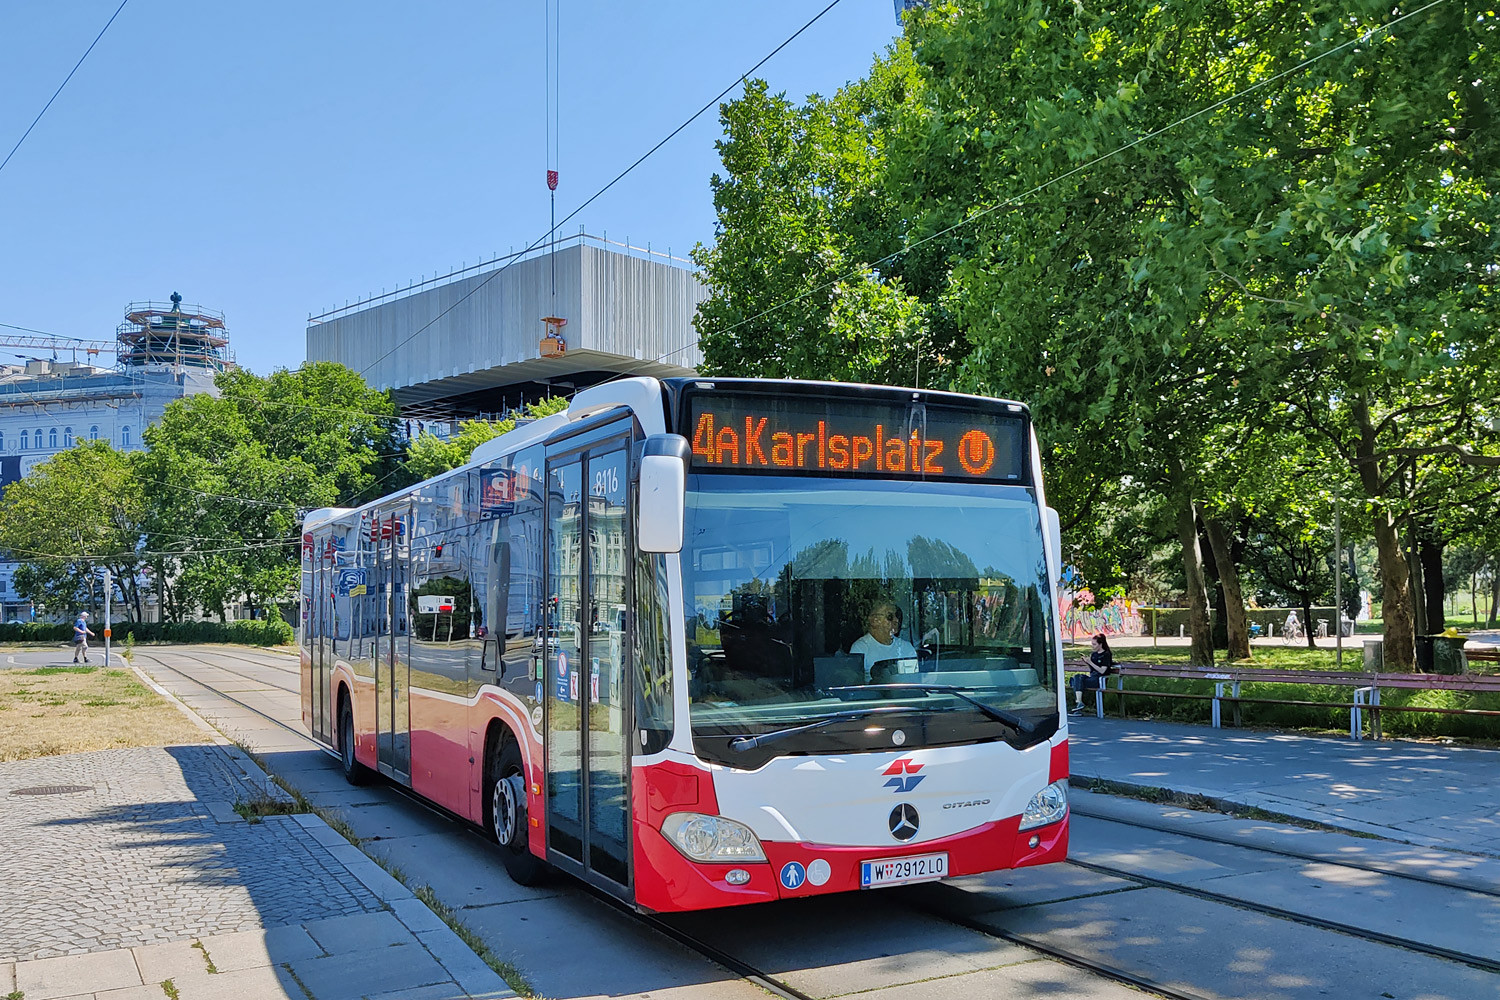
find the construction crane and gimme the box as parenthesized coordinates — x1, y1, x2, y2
(0, 334, 116, 363)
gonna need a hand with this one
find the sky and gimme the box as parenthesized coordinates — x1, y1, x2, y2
(0, 2, 901, 376)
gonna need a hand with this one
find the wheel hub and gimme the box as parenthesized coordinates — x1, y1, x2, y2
(495, 773, 525, 845)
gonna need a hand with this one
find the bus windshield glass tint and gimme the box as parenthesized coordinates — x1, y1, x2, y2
(682, 475, 1057, 763)
(685, 393, 1028, 483)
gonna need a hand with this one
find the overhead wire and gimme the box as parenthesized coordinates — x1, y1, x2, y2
(354, 0, 850, 381)
(0, 0, 132, 178)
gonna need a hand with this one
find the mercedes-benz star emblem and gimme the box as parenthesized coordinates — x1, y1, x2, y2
(889, 803, 920, 842)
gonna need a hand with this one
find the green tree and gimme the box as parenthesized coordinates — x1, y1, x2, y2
(0, 442, 148, 619)
(884, 0, 1499, 669)
(404, 397, 569, 481)
(140, 362, 401, 621)
(693, 58, 961, 387)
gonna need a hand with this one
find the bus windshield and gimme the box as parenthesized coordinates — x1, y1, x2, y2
(682, 475, 1059, 767)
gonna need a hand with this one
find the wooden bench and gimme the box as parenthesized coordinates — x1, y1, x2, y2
(1065, 659, 1500, 739)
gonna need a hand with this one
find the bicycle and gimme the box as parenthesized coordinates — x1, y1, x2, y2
(1282, 614, 1303, 645)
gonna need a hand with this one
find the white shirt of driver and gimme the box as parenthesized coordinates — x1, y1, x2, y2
(849, 633, 918, 680)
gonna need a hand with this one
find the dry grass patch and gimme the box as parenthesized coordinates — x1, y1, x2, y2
(0, 666, 210, 761)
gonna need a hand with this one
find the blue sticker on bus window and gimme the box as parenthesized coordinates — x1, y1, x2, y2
(779, 862, 806, 890)
(534, 681, 543, 703)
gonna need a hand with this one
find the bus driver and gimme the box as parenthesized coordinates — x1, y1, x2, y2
(850, 599, 917, 682)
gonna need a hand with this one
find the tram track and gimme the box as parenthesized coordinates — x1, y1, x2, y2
(134, 649, 329, 751)
(1070, 801, 1500, 899)
(134, 650, 826, 1000)
(1062, 856, 1500, 975)
(138, 648, 1500, 998)
(894, 897, 1219, 1000)
(139, 648, 1210, 1000)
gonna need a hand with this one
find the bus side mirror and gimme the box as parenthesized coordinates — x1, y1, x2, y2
(638, 434, 689, 553)
(1044, 506, 1061, 585)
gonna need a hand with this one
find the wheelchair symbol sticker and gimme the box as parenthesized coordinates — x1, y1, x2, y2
(779, 862, 806, 890)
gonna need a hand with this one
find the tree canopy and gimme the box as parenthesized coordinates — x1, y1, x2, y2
(695, 0, 1500, 665)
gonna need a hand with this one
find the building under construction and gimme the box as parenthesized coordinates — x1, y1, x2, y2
(0, 294, 229, 619)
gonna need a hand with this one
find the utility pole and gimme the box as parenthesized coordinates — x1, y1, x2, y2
(101, 568, 112, 666)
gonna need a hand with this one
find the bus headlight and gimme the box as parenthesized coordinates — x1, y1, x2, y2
(661, 812, 766, 863)
(1018, 780, 1068, 830)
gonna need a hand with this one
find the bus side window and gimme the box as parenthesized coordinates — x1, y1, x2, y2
(634, 547, 673, 754)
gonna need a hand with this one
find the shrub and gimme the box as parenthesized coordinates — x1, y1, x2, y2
(0, 618, 293, 647)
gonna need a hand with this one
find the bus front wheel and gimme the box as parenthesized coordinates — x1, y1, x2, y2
(339, 696, 371, 786)
(489, 737, 549, 886)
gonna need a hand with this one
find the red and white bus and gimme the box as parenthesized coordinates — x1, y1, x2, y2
(301, 377, 1069, 911)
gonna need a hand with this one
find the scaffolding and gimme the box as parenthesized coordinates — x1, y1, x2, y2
(116, 292, 232, 372)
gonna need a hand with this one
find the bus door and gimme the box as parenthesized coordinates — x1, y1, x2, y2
(311, 529, 329, 736)
(376, 499, 413, 782)
(545, 426, 633, 895)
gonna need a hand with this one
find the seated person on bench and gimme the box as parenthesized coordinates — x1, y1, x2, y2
(849, 600, 917, 683)
(1069, 633, 1115, 714)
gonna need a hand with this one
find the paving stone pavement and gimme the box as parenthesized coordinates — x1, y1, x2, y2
(0, 744, 384, 961)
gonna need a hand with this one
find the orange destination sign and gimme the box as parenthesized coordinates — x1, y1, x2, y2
(684, 393, 1028, 483)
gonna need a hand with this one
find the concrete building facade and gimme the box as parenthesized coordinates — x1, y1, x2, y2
(305, 234, 708, 422)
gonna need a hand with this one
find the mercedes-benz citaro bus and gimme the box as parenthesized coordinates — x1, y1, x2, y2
(300, 378, 1069, 912)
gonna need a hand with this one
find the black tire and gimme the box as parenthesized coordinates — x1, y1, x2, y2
(339, 696, 371, 786)
(489, 736, 549, 886)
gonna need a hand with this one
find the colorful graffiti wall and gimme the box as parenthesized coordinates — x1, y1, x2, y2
(1059, 590, 1144, 640)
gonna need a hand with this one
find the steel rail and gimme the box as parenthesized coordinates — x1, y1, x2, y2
(140, 649, 824, 1000)
(146, 648, 1207, 999)
(1064, 857, 1500, 975)
(148, 649, 1496, 992)
(1071, 803, 1500, 899)
(904, 896, 1216, 1000)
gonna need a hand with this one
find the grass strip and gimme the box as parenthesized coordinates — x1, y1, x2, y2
(230, 742, 362, 846)
(232, 788, 307, 824)
(0, 666, 210, 760)
(412, 884, 536, 998)
(160, 979, 179, 999)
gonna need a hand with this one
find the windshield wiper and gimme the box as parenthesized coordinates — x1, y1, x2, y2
(726, 706, 911, 753)
(829, 683, 1038, 735)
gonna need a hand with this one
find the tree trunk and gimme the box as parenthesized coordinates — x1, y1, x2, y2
(1303, 600, 1316, 648)
(1203, 517, 1251, 660)
(1175, 494, 1215, 667)
(1489, 571, 1499, 629)
(1353, 398, 1415, 670)
(1419, 534, 1445, 634)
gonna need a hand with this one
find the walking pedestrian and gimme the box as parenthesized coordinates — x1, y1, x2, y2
(72, 611, 95, 664)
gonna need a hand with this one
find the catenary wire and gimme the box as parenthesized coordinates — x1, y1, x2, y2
(0, 0, 131, 178)
(353, 0, 849, 381)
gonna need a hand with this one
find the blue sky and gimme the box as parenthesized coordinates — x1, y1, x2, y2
(0, 2, 900, 375)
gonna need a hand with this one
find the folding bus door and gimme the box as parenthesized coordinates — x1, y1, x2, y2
(375, 500, 413, 782)
(545, 425, 634, 895)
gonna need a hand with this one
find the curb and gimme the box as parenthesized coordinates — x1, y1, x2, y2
(132, 653, 516, 999)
